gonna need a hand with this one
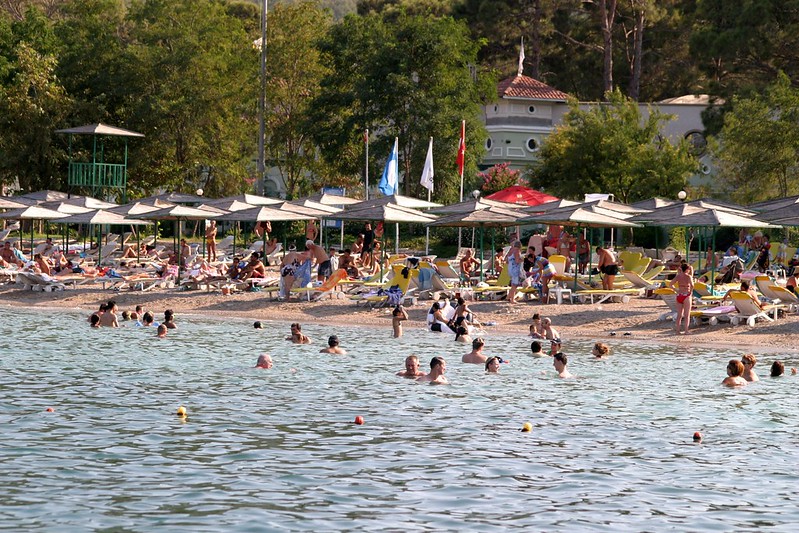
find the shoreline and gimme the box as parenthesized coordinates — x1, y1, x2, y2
(1, 286, 798, 355)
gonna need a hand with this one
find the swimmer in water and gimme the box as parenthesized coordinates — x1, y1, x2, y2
(770, 360, 785, 377)
(553, 352, 573, 378)
(156, 324, 167, 338)
(319, 335, 346, 354)
(741, 353, 759, 382)
(462, 337, 487, 364)
(392, 304, 408, 338)
(286, 323, 311, 344)
(722, 359, 747, 386)
(396, 355, 426, 378)
(592, 342, 610, 360)
(485, 356, 501, 374)
(530, 340, 546, 358)
(454, 325, 472, 344)
(255, 354, 273, 369)
(417, 356, 449, 384)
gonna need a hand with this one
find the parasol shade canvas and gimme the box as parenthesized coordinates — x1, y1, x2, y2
(485, 185, 558, 206)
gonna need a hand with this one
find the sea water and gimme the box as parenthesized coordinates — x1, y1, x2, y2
(1, 307, 799, 531)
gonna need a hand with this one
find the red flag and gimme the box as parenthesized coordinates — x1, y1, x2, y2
(456, 120, 466, 176)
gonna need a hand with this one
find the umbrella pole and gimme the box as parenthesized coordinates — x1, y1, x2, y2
(263, 221, 267, 266)
(479, 225, 484, 282)
(573, 225, 581, 293)
(711, 230, 717, 293)
(587, 228, 594, 288)
(176, 220, 181, 284)
(155, 220, 159, 248)
(490, 229, 495, 276)
(395, 222, 399, 256)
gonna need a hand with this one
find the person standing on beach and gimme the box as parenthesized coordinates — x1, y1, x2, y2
(205, 221, 217, 262)
(361, 223, 374, 268)
(397, 355, 426, 378)
(392, 304, 408, 338)
(669, 263, 694, 335)
(506, 241, 523, 303)
(417, 356, 449, 384)
(306, 240, 331, 282)
(306, 220, 319, 243)
(462, 337, 487, 364)
(596, 246, 618, 291)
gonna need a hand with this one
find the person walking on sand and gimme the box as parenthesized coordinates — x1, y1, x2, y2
(669, 263, 694, 335)
(205, 220, 218, 262)
(417, 356, 449, 384)
(397, 355, 426, 378)
(596, 246, 618, 291)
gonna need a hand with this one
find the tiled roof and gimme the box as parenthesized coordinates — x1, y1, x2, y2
(497, 75, 570, 101)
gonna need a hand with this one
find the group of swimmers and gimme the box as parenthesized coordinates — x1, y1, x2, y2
(88, 301, 177, 338)
(722, 353, 796, 386)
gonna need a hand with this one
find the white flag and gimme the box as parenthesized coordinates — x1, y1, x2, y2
(518, 37, 525, 77)
(420, 137, 434, 192)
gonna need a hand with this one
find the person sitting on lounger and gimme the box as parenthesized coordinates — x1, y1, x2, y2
(1, 241, 23, 267)
(239, 253, 266, 281)
(722, 280, 762, 309)
(459, 249, 480, 283)
(339, 249, 360, 278)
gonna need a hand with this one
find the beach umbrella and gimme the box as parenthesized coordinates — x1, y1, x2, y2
(485, 185, 558, 206)
(0, 205, 67, 256)
(520, 199, 582, 213)
(53, 210, 152, 263)
(297, 191, 362, 206)
(17, 190, 70, 203)
(203, 193, 282, 207)
(137, 192, 206, 205)
(747, 195, 799, 213)
(629, 197, 678, 210)
(138, 205, 223, 279)
(0, 197, 31, 209)
(108, 200, 174, 216)
(428, 207, 522, 281)
(348, 194, 441, 210)
(427, 198, 524, 215)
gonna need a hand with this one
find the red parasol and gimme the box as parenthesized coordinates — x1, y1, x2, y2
(485, 185, 558, 206)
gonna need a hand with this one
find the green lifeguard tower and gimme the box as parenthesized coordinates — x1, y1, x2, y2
(55, 123, 144, 202)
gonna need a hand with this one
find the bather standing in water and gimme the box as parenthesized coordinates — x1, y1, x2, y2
(553, 352, 573, 378)
(462, 337, 487, 364)
(417, 356, 449, 384)
(741, 353, 759, 382)
(396, 355, 426, 378)
(320, 335, 346, 354)
(286, 323, 311, 344)
(722, 359, 747, 387)
(392, 304, 408, 338)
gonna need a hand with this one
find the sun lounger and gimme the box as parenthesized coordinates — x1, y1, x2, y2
(291, 268, 348, 301)
(653, 287, 726, 325)
(728, 290, 783, 326)
(350, 264, 416, 307)
(16, 272, 69, 291)
(622, 271, 662, 290)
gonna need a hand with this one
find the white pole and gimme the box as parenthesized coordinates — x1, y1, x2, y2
(425, 188, 431, 255)
(365, 128, 369, 200)
(458, 120, 465, 249)
(256, 0, 268, 195)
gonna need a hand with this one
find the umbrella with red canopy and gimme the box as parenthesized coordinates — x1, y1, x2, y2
(485, 185, 558, 206)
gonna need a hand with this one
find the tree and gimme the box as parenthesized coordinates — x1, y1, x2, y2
(311, 12, 493, 204)
(121, 0, 257, 198)
(713, 73, 799, 203)
(0, 41, 72, 192)
(530, 90, 697, 203)
(263, 1, 332, 199)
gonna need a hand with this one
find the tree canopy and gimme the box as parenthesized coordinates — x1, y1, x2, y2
(530, 90, 698, 203)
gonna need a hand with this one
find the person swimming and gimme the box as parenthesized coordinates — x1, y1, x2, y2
(392, 304, 408, 338)
(553, 352, 573, 378)
(286, 323, 311, 344)
(417, 356, 449, 384)
(454, 325, 471, 344)
(255, 354, 273, 369)
(396, 355, 426, 378)
(722, 359, 747, 386)
(530, 340, 546, 358)
(741, 353, 759, 382)
(462, 337, 487, 364)
(156, 324, 168, 338)
(320, 335, 346, 354)
(485, 356, 501, 374)
(592, 342, 611, 359)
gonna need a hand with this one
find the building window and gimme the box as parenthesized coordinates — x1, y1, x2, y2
(485, 137, 493, 150)
(526, 138, 539, 152)
(527, 105, 536, 114)
(685, 131, 707, 157)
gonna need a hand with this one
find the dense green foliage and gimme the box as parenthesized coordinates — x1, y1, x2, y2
(530, 91, 697, 203)
(0, 0, 797, 203)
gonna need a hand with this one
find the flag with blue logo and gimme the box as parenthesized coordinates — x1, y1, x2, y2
(378, 137, 398, 196)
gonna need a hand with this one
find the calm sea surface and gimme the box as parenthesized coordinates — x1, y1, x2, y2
(1, 306, 799, 531)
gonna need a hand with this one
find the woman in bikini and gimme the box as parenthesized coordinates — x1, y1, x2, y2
(669, 262, 694, 335)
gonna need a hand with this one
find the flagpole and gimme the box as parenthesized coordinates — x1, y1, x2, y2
(365, 128, 369, 200)
(458, 120, 465, 250)
(425, 187, 431, 255)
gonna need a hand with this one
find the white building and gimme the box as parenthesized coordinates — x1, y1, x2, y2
(481, 74, 716, 189)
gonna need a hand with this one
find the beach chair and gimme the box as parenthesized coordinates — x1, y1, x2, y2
(291, 268, 348, 301)
(728, 290, 783, 326)
(573, 281, 642, 304)
(762, 285, 799, 312)
(472, 267, 512, 300)
(653, 287, 727, 325)
(753, 275, 791, 305)
(622, 270, 662, 291)
(434, 260, 461, 284)
(350, 264, 416, 307)
(16, 272, 69, 291)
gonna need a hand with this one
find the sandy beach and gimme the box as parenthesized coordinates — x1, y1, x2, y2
(2, 284, 798, 355)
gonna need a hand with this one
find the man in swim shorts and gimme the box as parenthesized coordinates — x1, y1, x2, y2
(462, 337, 488, 364)
(306, 240, 331, 282)
(596, 246, 618, 290)
(417, 356, 449, 384)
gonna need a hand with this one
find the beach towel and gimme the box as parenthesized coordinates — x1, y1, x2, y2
(295, 259, 312, 288)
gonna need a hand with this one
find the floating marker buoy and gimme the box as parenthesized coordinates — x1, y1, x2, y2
(46, 407, 54, 412)
(521, 422, 532, 432)
(176, 406, 187, 417)
(693, 431, 702, 442)
(354, 416, 364, 425)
